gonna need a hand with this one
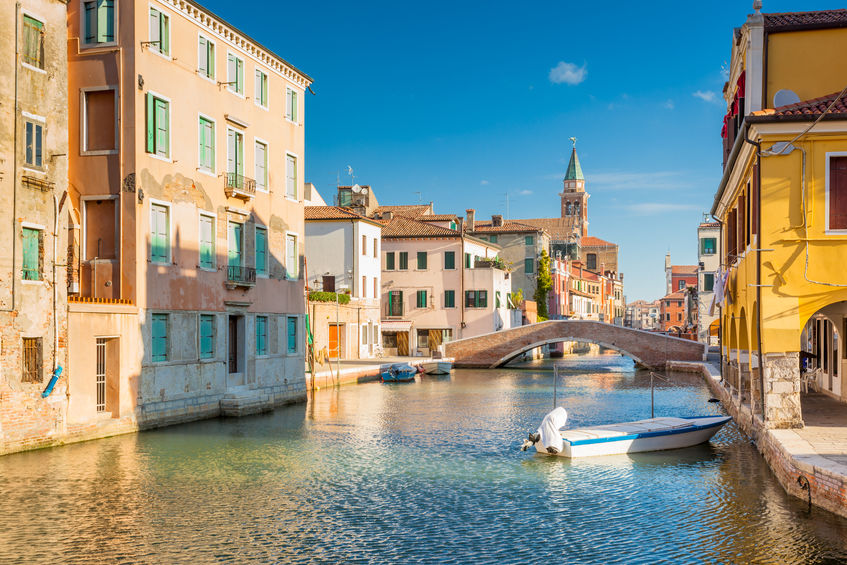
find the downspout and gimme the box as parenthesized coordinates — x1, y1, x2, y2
(744, 127, 766, 420)
(459, 232, 465, 338)
(4, 2, 22, 314)
(53, 193, 68, 375)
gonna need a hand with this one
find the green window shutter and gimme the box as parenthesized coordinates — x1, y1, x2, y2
(151, 204, 168, 263)
(98, 0, 114, 43)
(154, 98, 168, 157)
(151, 313, 168, 362)
(445, 290, 454, 308)
(208, 42, 215, 78)
(199, 215, 214, 269)
(479, 290, 488, 308)
(200, 314, 214, 358)
(34, 124, 42, 167)
(84, 2, 96, 43)
(145, 93, 155, 153)
(237, 59, 243, 93)
(525, 236, 534, 245)
(386, 252, 395, 270)
(198, 37, 207, 76)
(525, 258, 534, 274)
(236, 133, 244, 176)
(256, 316, 267, 355)
(417, 251, 427, 270)
(255, 227, 267, 274)
(417, 290, 426, 308)
(160, 14, 169, 55)
(198, 119, 206, 169)
(287, 317, 297, 353)
(444, 251, 455, 270)
(292, 91, 298, 121)
(496, 292, 501, 308)
(490, 235, 498, 244)
(464, 253, 471, 268)
(22, 228, 39, 280)
(399, 252, 408, 270)
(228, 222, 242, 267)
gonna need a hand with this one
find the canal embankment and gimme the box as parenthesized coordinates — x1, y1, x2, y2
(308, 356, 453, 389)
(670, 360, 847, 519)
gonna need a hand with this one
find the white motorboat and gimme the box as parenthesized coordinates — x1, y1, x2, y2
(520, 407, 731, 458)
(421, 360, 453, 375)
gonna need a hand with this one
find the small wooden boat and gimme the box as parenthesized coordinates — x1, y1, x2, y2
(521, 407, 731, 458)
(421, 360, 453, 375)
(381, 363, 417, 383)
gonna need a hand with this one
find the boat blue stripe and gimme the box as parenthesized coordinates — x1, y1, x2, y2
(564, 416, 731, 446)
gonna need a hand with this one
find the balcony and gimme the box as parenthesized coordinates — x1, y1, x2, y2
(224, 173, 256, 200)
(226, 265, 256, 289)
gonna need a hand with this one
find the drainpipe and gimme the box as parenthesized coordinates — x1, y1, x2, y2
(3, 2, 22, 314)
(459, 223, 466, 337)
(53, 193, 68, 375)
(744, 128, 766, 420)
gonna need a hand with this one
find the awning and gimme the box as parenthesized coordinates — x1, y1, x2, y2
(380, 320, 412, 332)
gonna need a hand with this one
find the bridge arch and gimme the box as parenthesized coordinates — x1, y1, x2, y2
(492, 337, 648, 368)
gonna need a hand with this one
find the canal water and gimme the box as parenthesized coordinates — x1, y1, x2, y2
(2, 353, 847, 564)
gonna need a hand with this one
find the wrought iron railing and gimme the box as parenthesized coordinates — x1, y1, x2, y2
(227, 265, 256, 285)
(224, 173, 256, 195)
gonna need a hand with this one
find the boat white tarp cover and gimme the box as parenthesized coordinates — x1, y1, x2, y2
(538, 407, 568, 454)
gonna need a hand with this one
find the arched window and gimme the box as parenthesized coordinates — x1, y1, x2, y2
(565, 202, 572, 215)
(575, 203, 581, 216)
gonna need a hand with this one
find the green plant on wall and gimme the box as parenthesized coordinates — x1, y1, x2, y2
(534, 249, 552, 319)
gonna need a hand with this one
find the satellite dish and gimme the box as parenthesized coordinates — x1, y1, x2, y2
(351, 184, 361, 194)
(770, 141, 796, 155)
(773, 89, 801, 108)
(361, 187, 369, 195)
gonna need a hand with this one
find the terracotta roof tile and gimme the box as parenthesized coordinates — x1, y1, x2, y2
(373, 204, 432, 218)
(305, 206, 370, 221)
(671, 265, 699, 274)
(764, 9, 847, 30)
(662, 290, 687, 300)
(751, 90, 847, 120)
(699, 222, 720, 228)
(470, 220, 546, 234)
(416, 214, 458, 221)
(581, 236, 617, 247)
(381, 216, 459, 238)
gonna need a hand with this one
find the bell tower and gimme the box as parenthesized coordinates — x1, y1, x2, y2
(560, 137, 588, 237)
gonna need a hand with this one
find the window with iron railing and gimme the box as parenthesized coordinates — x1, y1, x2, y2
(22, 337, 42, 383)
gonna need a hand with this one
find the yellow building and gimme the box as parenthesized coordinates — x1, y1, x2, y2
(712, 7, 847, 428)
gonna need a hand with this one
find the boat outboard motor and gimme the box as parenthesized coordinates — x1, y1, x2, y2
(520, 407, 567, 454)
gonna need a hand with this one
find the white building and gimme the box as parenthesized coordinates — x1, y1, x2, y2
(697, 221, 721, 345)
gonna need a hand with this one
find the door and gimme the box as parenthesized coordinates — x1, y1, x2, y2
(329, 324, 340, 359)
(397, 331, 409, 356)
(228, 316, 238, 373)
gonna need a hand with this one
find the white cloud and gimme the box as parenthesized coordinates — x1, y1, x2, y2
(626, 202, 700, 215)
(693, 90, 718, 103)
(549, 61, 587, 85)
(518, 189, 533, 196)
(480, 180, 490, 185)
(662, 99, 675, 110)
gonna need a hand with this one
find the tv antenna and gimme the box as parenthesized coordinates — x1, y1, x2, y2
(346, 165, 355, 185)
(414, 191, 422, 203)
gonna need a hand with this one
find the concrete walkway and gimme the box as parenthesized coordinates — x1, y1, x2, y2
(308, 356, 445, 389)
(669, 360, 847, 518)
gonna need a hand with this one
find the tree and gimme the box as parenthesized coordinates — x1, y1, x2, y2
(509, 288, 524, 309)
(534, 249, 552, 319)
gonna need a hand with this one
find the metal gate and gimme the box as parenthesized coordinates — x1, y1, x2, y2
(96, 338, 106, 412)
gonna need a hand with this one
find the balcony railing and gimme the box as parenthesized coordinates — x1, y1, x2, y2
(226, 265, 256, 288)
(224, 173, 256, 200)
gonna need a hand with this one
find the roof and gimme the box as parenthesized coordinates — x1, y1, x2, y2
(416, 214, 458, 221)
(305, 206, 382, 226)
(764, 9, 847, 31)
(564, 147, 584, 181)
(750, 90, 847, 122)
(699, 222, 720, 228)
(519, 217, 579, 240)
(373, 204, 432, 218)
(581, 236, 617, 248)
(671, 265, 699, 275)
(380, 216, 459, 238)
(662, 290, 687, 300)
(469, 220, 546, 234)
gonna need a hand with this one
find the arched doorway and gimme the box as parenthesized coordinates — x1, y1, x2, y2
(801, 302, 846, 400)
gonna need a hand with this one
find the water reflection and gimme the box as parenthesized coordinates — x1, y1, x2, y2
(0, 354, 846, 564)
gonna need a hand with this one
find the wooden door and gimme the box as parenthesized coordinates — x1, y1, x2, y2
(229, 316, 238, 373)
(397, 331, 409, 356)
(329, 324, 340, 359)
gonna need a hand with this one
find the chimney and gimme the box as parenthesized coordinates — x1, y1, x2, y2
(383, 211, 393, 220)
(466, 209, 476, 231)
(457, 216, 464, 233)
(491, 214, 503, 227)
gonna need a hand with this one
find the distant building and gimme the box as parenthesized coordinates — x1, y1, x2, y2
(665, 253, 698, 294)
(625, 300, 661, 330)
(660, 290, 688, 333)
(697, 221, 721, 345)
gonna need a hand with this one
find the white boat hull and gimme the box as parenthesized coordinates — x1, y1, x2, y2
(421, 361, 452, 375)
(534, 415, 731, 458)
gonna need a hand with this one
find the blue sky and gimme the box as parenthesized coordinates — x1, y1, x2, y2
(204, 0, 836, 301)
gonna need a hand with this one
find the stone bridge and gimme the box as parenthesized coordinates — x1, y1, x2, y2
(444, 320, 706, 368)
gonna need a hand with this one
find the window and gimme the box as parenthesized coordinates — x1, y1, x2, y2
(465, 290, 488, 308)
(700, 237, 716, 255)
(255, 69, 268, 108)
(22, 337, 42, 383)
(148, 7, 169, 56)
(226, 129, 244, 179)
(444, 251, 455, 270)
(228, 221, 243, 267)
(286, 88, 298, 122)
(386, 251, 395, 270)
(362, 275, 367, 298)
(199, 213, 215, 269)
(22, 15, 44, 69)
(256, 316, 267, 356)
(829, 155, 847, 230)
(666, 313, 670, 321)
(286, 233, 298, 279)
(464, 252, 471, 268)
(373, 325, 379, 345)
(151, 313, 168, 362)
(254, 141, 267, 190)
(417, 251, 427, 270)
(416, 290, 427, 308)
(83, 0, 114, 45)
(489, 235, 498, 244)
(678, 280, 685, 290)
(145, 94, 169, 157)
(227, 53, 244, 94)
(677, 301, 682, 307)
(362, 324, 368, 345)
(399, 252, 408, 270)
(374, 277, 378, 298)
(24, 119, 44, 169)
(362, 235, 367, 255)
(198, 117, 215, 172)
(524, 258, 534, 274)
(199, 314, 215, 359)
(21, 227, 41, 281)
(703, 273, 714, 292)
(287, 316, 298, 353)
(444, 290, 455, 308)
(286, 154, 297, 199)
(83, 89, 117, 153)
(586, 253, 597, 271)
(373, 238, 378, 257)
(255, 226, 267, 275)
(525, 236, 534, 245)
(150, 203, 169, 263)
(677, 313, 682, 322)
(388, 291, 403, 316)
(198, 35, 215, 79)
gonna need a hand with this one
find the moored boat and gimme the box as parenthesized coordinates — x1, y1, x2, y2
(421, 360, 453, 375)
(381, 363, 417, 383)
(520, 407, 731, 458)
